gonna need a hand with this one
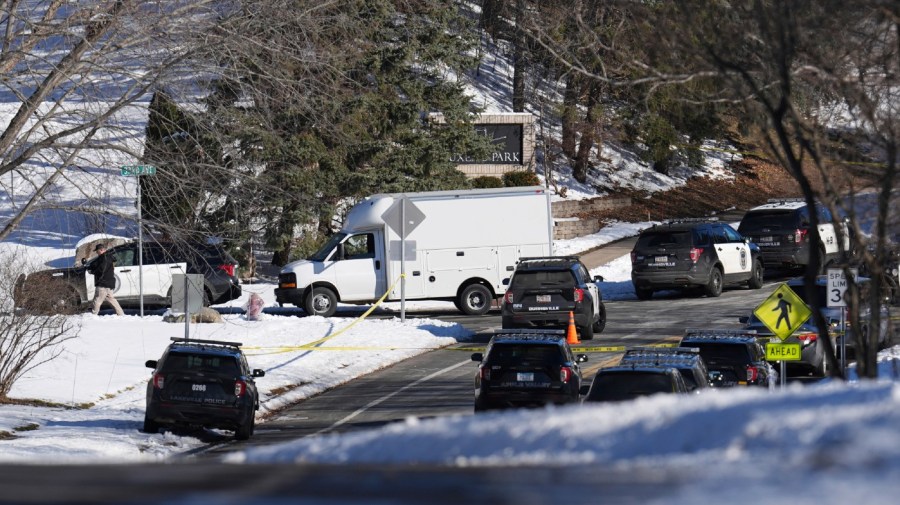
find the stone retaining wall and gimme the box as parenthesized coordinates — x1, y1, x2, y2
(551, 196, 632, 240)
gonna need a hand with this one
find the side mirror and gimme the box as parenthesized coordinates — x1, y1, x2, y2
(470, 352, 483, 362)
(593, 275, 604, 283)
(81, 258, 87, 265)
(145, 360, 157, 369)
(252, 369, 266, 378)
(576, 354, 589, 363)
(738, 316, 749, 324)
(502, 278, 510, 286)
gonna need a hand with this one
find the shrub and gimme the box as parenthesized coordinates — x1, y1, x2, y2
(470, 176, 504, 189)
(502, 171, 540, 187)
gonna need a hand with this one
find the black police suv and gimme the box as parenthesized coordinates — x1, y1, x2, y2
(679, 329, 774, 388)
(143, 338, 265, 440)
(582, 364, 690, 403)
(619, 346, 711, 392)
(501, 256, 606, 340)
(631, 219, 763, 300)
(737, 198, 852, 272)
(471, 329, 588, 412)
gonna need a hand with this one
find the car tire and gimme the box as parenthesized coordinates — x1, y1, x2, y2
(634, 286, 653, 300)
(235, 414, 254, 441)
(705, 268, 723, 297)
(142, 415, 160, 434)
(304, 286, 337, 317)
(592, 304, 606, 334)
(474, 399, 492, 412)
(580, 321, 594, 341)
(459, 284, 492, 316)
(748, 260, 764, 289)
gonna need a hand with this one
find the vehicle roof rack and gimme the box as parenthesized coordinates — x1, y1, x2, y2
(666, 217, 719, 224)
(766, 197, 805, 203)
(624, 346, 700, 354)
(169, 337, 243, 348)
(683, 328, 757, 336)
(517, 256, 580, 262)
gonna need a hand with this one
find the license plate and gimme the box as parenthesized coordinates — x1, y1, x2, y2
(760, 236, 773, 242)
(536, 294, 551, 303)
(517, 372, 534, 382)
(654, 256, 668, 263)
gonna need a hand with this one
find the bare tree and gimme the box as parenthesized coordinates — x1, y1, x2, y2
(0, 246, 78, 400)
(526, 0, 898, 378)
(0, 0, 224, 242)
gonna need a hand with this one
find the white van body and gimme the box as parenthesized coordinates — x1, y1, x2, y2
(274, 186, 553, 316)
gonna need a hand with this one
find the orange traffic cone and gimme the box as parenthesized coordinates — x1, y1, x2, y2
(566, 311, 580, 344)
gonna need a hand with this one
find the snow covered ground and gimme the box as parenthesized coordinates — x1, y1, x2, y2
(3, 22, 900, 503)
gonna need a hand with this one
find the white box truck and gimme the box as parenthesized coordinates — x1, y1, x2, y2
(274, 186, 553, 316)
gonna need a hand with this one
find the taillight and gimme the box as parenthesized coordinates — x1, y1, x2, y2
(479, 366, 491, 381)
(746, 365, 759, 382)
(234, 380, 247, 397)
(504, 291, 514, 304)
(689, 247, 703, 263)
(217, 264, 236, 277)
(630, 251, 637, 264)
(152, 374, 164, 389)
(574, 288, 584, 302)
(792, 229, 809, 243)
(797, 332, 817, 344)
(560, 366, 573, 383)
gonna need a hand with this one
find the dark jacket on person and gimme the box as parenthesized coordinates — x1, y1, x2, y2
(89, 253, 116, 289)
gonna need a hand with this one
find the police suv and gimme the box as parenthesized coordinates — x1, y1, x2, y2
(630, 219, 764, 300)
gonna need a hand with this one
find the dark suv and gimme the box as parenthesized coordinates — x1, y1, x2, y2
(619, 346, 711, 392)
(679, 329, 774, 388)
(582, 364, 690, 403)
(14, 240, 242, 313)
(737, 198, 851, 271)
(631, 219, 763, 300)
(143, 338, 265, 440)
(500, 256, 606, 340)
(471, 329, 588, 412)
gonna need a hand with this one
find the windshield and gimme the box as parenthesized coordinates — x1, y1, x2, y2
(586, 371, 675, 401)
(635, 230, 693, 249)
(308, 233, 347, 262)
(738, 210, 800, 232)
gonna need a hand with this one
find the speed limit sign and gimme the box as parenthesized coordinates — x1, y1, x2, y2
(827, 268, 858, 307)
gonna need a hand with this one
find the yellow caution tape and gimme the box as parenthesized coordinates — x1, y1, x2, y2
(244, 274, 406, 356)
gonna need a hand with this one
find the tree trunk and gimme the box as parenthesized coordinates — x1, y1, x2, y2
(511, 0, 526, 112)
(561, 75, 579, 160)
(573, 83, 600, 184)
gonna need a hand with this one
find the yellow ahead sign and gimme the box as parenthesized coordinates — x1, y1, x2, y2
(753, 284, 812, 341)
(766, 342, 802, 361)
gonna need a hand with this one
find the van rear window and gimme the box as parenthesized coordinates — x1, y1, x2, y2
(636, 231, 692, 249)
(511, 271, 573, 288)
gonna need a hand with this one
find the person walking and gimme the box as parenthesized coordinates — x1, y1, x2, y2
(88, 243, 124, 316)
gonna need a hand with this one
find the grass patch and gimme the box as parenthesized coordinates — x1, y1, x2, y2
(0, 430, 16, 440)
(14, 423, 39, 432)
(0, 397, 93, 409)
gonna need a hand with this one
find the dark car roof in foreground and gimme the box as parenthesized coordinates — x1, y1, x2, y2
(167, 338, 244, 356)
(489, 329, 567, 345)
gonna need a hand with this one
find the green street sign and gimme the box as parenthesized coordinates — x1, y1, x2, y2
(120, 165, 156, 176)
(753, 283, 812, 341)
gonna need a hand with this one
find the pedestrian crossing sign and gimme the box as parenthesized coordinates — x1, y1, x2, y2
(753, 283, 812, 341)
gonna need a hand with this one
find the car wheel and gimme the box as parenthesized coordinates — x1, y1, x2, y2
(142, 415, 160, 434)
(474, 399, 492, 412)
(748, 260, 764, 289)
(634, 286, 653, 300)
(459, 284, 492, 316)
(592, 303, 606, 334)
(705, 268, 723, 297)
(235, 414, 255, 441)
(304, 286, 337, 317)
(579, 321, 594, 341)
